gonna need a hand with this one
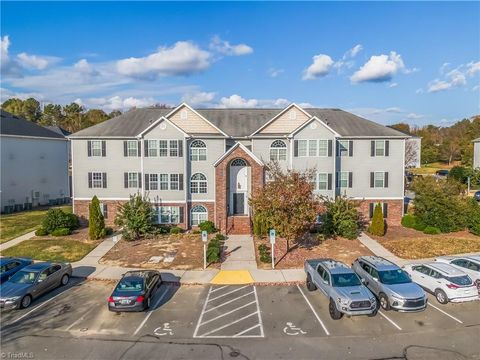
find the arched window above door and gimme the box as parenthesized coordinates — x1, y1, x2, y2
(231, 158, 247, 167)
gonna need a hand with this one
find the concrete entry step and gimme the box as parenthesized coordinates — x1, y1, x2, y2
(221, 234, 257, 271)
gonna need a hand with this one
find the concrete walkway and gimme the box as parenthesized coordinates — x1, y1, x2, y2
(221, 234, 257, 270)
(358, 232, 405, 264)
(0, 230, 36, 251)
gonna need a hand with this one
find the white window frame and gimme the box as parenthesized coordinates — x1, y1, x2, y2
(149, 174, 159, 190)
(159, 174, 169, 190)
(318, 140, 329, 157)
(191, 173, 207, 194)
(298, 140, 308, 157)
(170, 174, 179, 190)
(127, 172, 138, 188)
(374, 171, 385, 188)
(339, 171, 349, 188)
(169, 140, 178, 157)
(269, 140, 287, 161)
(289, 110, 297, 120)
(338, 140, 349, 157)
(308, 140, 318, 157)
(127, 140, 138, 157)
(318, 173, 328, 190)
(158, 140, 168, 157)
(180, 109, 188, 120)
(92, 172, 103, 188)
(156, 206, 180, 224)
(190, 140, 207, 161)
(91, 140, 102, 157)
(375, 140, 386, 157)
(191, 205, 208, 226)
(148, 140, 158, 157)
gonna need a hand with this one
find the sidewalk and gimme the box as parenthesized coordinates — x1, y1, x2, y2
(0, 230, 37, 251)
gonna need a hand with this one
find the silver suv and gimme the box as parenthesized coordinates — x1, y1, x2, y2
(304, 259, 377, 319)
(352, 256, 427, 312)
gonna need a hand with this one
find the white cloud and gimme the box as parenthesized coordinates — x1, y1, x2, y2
(447, 69, 466, 87)
(426, 61, 478, 93)
(181, 91, 216, 106)
(427, 79, 451, 93)
(372, 107, 402, 114)
(1, 36, 22, 77)
(406, 113, 424, 119)
(116, 41, 211, 79)
(209, 36, 253, 56)
(87, 96, 155, 110)
(467, 61, 480, 76)
(440, 62, 450, 74)
(268, 67, 284, 78)
(16, 52, 58, 70)
(388, 82, 398, 88)
(351, 51, 405, 83)
(346, 44, 363, 58)
(302, 54, 334, 80)
(217, 94, 259, 108)
(473, 85, 480, 92)
(74, 59, 99, 76)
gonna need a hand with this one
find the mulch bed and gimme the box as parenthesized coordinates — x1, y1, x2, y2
(100, 233, 221, 270)
(31, 226, 96, 243)
(254, 233, 374, 269)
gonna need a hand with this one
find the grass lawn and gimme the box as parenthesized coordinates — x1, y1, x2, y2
(409, 161, 459, 175)
(0, 238, 98, 262)
(0, 205, 72, 244)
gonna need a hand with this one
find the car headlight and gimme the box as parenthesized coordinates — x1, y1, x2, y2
(391, 295, 404, 304)
(4, 296, 20, 303)
(337, 297, 349, 305)
(370, 297, 376, 303)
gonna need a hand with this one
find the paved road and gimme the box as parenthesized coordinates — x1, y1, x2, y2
(1, 280, 479, 359)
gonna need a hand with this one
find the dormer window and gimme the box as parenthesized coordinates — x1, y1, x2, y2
(289, 110, 297, 120)
(180, 109, 188, 120)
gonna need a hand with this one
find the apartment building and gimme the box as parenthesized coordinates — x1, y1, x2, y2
(69, 103, 409, 234)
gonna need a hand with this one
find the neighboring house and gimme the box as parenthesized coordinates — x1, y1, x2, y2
(44, 125, 72, 196)
(0, 110, 70, 212)
(474, 138, 480, 169)
(69, 103, 409, 234)
(387, 126, 421, 168)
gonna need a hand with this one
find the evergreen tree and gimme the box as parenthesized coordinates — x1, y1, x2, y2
(89, 195, 106, 240)
(368, 203, 385, 236)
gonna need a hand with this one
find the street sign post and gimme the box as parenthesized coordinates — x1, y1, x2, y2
(202, 230, 208, 270)
(269, 229, 276, 270)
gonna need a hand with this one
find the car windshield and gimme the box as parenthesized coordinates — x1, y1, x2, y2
(0, 265, 6, 274)
(9, 270, 38, 284)
(446, 275, 472, 286)
(115, 278, 144, 292)
(379, 269, 411, 285)
(331, 273, 362, 287)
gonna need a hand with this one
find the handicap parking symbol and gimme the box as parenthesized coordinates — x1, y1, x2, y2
(283, 322, 307, 336)
(154, 323, 174, 336)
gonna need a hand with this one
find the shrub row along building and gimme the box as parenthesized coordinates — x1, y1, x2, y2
(69, 103, 409, 234)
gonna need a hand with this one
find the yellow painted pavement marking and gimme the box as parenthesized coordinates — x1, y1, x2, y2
(210, 270, 254, 285)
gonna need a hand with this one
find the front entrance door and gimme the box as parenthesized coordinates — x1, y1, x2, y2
(229, 159, 249, 215)
(233, 193, 245, 215)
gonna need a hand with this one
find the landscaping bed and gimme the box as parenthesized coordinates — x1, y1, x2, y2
(100, 233, 221, 270)
(253, 233, 374, 269)
(0, 205, 72, 244)
(372, 226, 480, 259)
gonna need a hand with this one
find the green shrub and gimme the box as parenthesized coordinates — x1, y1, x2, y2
(423, 226, 441, 235)
(321, 196, 362, 239)
(368, 203, 385, 236)
(401, 214, 417, 229)
(51, 227, 71, 236)
(42, 208, 79, 233)
(191, 229, 201, 234)
(253, 214, 269, 237)
(215, 233, 226, 241)
(114, 194, 155, 241)
(412, 221, 427, 232)
(199, 221, 217, 233)
(206, 238, 221, 263)
(170, 226, 183, 234)
(337, 219, 359, 240)
(89, 196, 106, 240)
(258, 244, 271, 263)
(35, 228, 48, 236)
(466, 198, 480, 236)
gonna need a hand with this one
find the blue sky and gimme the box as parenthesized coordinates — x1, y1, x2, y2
(1, 1, 479, 126)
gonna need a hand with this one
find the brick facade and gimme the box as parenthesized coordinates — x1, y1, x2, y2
(357, 199, 404, 226)
(74, 199, 127, 226)
(188, 201, 215, 229)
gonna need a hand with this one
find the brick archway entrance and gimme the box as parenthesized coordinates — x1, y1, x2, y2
(215, 144, 264, 234)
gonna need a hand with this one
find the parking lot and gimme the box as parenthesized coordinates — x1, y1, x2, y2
(1, 280, 479, 359)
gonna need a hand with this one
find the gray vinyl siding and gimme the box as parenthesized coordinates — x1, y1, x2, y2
(336, 138, 404, 198)
(252, 138, 290, 170)
(474, 142, 480, 169)
(1, 136, 69, 208)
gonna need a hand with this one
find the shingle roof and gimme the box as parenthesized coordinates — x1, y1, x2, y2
(69, 107, 407, 138)
(0, 110, 66, 139)
(43, 125, 71, 137)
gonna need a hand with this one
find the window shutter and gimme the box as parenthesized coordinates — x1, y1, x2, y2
(179, 174, 184, 190)
(370, 172, 374, 188)
(144, 174, 150, 191)
(179, 206, 184, 224)
(383, 203, 388, 218)
(328, 140, 333, 157)
(87, 141, 92, 157)
(123, 141, 128, 157)
(103, 204, 108, 219)
(144, 140, 149, 157)
(371, 141, 375, 157)
(138, 172, 142, 188)
(385, 140, 390, 156)
(137, 140, 141, 157)
(384, 172, 389, 188)
(102, 172, 107, 188)
(349, 172, 353, 188)
(369, 203, 374, 218)
(102, 141, 106, 157)
(293, 140, 299, 157)
(178, 140, 183, 157)
(88, 172, 92, 188)
(327, 173, 332, 190)
(336, 172, 340, 188)
(349, 140, 353, 157)
(124, 173, 128, 188)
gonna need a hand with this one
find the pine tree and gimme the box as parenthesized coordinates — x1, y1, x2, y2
(89, 196, 106, 240)
(368, 203, 385, 236)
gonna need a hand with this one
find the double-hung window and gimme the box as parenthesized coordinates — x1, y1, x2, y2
(191, 205, 208, 226)
(375, 140, 385, 156)
(298, 140, 308, 157)
(159, 174, 169, 190)
(128, 172, 138, 188)
(308, 140, 318, 157)
(339, 171, 349, 188)
(190, 140, 207, 161)
(170, 174, 179, 190)
(149, 174, 159, 190)
(148, 140, 158, 157)
(159, 206, 180, 224)
(374, 171, 385, 188)
(169, 140, 178, 157)
(191, 173, 207, 194)
(127, 141, 138, 157)
(318, 173, 328, 190)
(158, 140, 168, 157)
(91, 141, 102, 157)
(269, 140, 287, 161)
(338, 140, 349, 157)
(92, 172, 103, 188)
(318, 140, 328, 157)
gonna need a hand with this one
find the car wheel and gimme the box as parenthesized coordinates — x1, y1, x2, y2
(61, 274, 69, 286)
(435, 289, 449, 304)
(20, 295, 32, 309)
(379, 293, 390, 311)
(368, 305, 378, 317)
(329, 298, 343, 320)
(306, 274, 317, 291)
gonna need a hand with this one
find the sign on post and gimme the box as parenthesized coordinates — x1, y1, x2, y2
(269, 229, 276, 270)
(202, 231, 208, 270)
(201, 231, 208, 243)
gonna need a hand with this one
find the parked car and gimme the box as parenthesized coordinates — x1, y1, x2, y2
(474, 191, 480, 202)
(404, 262, 478, 304)
(0, 262, 72, 309)
(304, 259, 377, 319)
(0, 257, 33, 284)
(352, 256, 427, 312)
(435, 169, 449, 178)
(108, 270, 162, 312)
(435, 255, 480, 290)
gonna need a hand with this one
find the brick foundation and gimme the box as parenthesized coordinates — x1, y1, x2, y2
(227, 215, 252, 235)
(357, 199, 404, 226)
(74, 199, 127, 226)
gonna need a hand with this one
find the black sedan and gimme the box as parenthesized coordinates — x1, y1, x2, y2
(108, 270, 162, 312)
(0, 257, 33, 284)
(474, 191, 480, 202)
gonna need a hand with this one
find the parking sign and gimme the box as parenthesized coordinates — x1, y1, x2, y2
(201, 230, 208, 243)
(269, 229, 276, 244)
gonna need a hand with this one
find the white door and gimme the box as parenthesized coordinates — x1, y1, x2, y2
(229, 161, 248, 215)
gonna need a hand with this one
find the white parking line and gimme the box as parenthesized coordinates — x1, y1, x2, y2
(193, 287, 212, 338)
(253, 286, 264, 337)
(208, 285, 249, 302)
(132, 285, 171, 336)
(199, 311, 258, 337)
(296, 285, 330, 336)
(234, 324, 261, 337)
(210, 285, 230, 293)
(65, 307, 94, 331)
(200, 301, 257, 326)
(428, 303, 463, 324)
(204, 291, 255, 313)
(378, 311, 402, 330)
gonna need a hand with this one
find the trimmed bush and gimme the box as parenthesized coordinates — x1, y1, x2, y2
(206, 238, 221, 263)
(170, 226, 183, 234)
(337, 219, 359, 240)
(114, 194, 155, 241)
(35, 228, 48, 236)
(466, 198, 480, 236)
(401, 214, 417, 229)
(42, 208, 79, 234)
(199, 221, 217, 233)
(321, 196, 362, 239)
(258, 244, 272, 263)
(412, 221, 427, 232)
(368, 203, 385, 236)
(51, 227, 71, 236)
(89, 196, 106, 240)
(423, 226, 441, 235)
(215, 233, 226, 241)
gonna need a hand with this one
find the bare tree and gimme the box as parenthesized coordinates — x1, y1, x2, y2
(405, 140, 419, 167)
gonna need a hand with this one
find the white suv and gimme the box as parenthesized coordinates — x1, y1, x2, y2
(403, 262, 479, 304)
(435, 256, 480, 289)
